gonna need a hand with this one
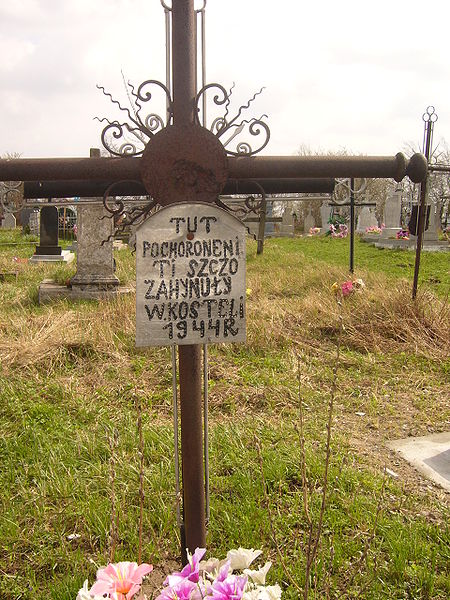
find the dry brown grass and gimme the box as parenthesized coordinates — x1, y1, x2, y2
(0, 296, 135, 371)
(246, 267, 449, 360)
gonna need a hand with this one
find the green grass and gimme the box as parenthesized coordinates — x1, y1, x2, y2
(0, 229, 449, 599)
(252, 236, 449, 297)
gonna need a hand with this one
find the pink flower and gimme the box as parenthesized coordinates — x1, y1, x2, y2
(156, 577, 203, 600)
(90, 561, 153, 600)
(341, 281, 353, 297)
(164, 548, 206, 587)
(207, 573, 248, 599)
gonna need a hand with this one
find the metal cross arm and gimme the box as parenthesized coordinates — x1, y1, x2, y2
(22, 177, 336, 200)
(0, 152, 427, 185)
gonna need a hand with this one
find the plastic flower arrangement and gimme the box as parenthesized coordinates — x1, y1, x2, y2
(332, 278, 365, 299)
(326, 215, 348, 238)
(327, 223, 348, 238)
(308, 227, 321, 236)
(396, 229, 409, 240)
(365, 225, 382, 234)
(77, 548, 281, 600)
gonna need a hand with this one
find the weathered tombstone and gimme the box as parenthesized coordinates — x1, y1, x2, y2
(381, 185, 402, 238)
(1, 212, 16, 229)
(136, 203, 246, 346)
(70, 203, 120, 298)
(30, 206, 74, 262)
(304, 208, 316, 233)
(278, 206, 294, 236)
(423, 201, 440, 242)
(29, 210, 40, 235)
(263, 201, 274, 236)
(320, 200, 332, 233)
(356, 206, 378, 233)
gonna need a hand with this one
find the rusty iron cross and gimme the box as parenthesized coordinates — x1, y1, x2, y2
(0, 0, 428, 562)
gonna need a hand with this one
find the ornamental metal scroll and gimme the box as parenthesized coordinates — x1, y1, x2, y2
(95, 79, 173, 157)
(332, 177, 368, 205)
(195, 83, 270, 157)
(0, 181, 24, 214)
(100, 180, 158, 247)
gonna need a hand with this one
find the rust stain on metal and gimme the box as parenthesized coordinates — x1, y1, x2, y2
(140, 124, 228, 204)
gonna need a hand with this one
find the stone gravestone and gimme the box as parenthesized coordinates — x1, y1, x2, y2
(304, 208, 315, 233)
(30, 206, 74, 263)
(423, 201, 440, 242)
(356, 206, 378, 233)
(381, 186, 402, 238)
(1, 212, 16, 229)
(320, 200, 332, 233)
(29, 210, 40, 235)
(70, 203, 120, 298)
(278, 206, 294, 237)
(136, 202, 246, 346)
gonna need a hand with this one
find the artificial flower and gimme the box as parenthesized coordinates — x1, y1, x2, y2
(226, 548, 263, 571)
(165, 548, 206, 587)
(76, 579, 104, 600)
(308, 227, 321, 236)
(341, 281, 353, 297)
(156, 577, 204, 600)
(208, 573, 248, 599)
(257, 584, 282, 599)
(243, 562, 272, 585)
(89, 561, 153, 600)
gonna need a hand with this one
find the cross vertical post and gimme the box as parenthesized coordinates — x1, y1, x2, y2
(172, 0, 206, 559)
(412, 107, 437, 299)
(349, 178, 355, 273)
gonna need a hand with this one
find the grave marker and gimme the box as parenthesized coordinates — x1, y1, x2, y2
(136, 203, 246, 346)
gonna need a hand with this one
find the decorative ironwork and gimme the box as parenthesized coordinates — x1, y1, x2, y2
(422, 106, 438, 161)
(0, 181, 23, 214)
(195, 83, 270, 157)
(101, 180, 158, 246)
(96, 79, 173, 157)
(332, 177, 367, 205)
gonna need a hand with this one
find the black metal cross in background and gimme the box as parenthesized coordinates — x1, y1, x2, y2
(0, 0, 428, 562)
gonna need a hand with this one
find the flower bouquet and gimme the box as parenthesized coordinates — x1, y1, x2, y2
(365, 225, 382, 234)
(308, 227, 321, 236)
(332, 278, 365, 298)
(396, 229, 409, 240)
(77, 547, 281, 600)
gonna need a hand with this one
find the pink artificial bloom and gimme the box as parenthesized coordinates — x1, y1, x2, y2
(90, 561, 153, 600)
(156, 578, 201, 600)
(207, 573, 248, 600)
(165, 548, 206, 587)
(341, 281, 353, 297)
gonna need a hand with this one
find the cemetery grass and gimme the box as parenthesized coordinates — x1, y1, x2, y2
(0, 230, 449, 599)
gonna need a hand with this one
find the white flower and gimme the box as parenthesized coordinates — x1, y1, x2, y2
(227, 548, 263, 570)
(199, 557, 221, 573)
(244, 561, 272, 585)
(242, 589, 260, 600)
(76, 579, 104, 600)
(257, 584, 282, 599)
(199, 557, 230, 579)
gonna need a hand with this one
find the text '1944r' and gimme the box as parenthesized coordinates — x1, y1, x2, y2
(135, 203, 247, 347)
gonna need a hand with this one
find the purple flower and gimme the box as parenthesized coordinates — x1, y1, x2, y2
(156, 578, 200, 600)
(207, 574, 248, 600)
(164, 548, 206, 587)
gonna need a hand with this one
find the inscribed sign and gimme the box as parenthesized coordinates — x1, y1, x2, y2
(136, 203, 246, 346)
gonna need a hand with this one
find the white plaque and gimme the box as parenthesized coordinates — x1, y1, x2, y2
(136, 203, 246, 346)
